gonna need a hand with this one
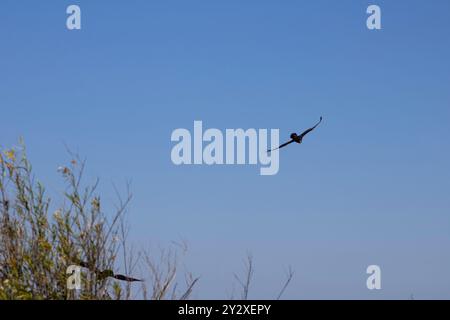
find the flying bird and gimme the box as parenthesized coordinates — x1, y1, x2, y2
(97, 269, 143, 282)
(268, 116, 323, 152)
(77, 261, 143, 282)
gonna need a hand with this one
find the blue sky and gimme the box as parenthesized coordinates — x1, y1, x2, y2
(1, 0, 450, 299)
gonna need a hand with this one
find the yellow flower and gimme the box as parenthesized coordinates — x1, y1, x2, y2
(41, 240, 52, 251)
(4, 150, 15, 161)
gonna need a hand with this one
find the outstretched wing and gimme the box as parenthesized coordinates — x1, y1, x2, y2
(113, 274, 143, 282)
(78, 260, 102, 274)
(267, 139, 294, 153)
(77, 263, 142, 282)
(298, 116, 322, 139)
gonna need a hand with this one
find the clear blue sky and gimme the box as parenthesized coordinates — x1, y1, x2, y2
(1, 0, 450, 299)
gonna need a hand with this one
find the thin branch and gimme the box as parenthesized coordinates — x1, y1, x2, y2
(276, 266, 294, 300)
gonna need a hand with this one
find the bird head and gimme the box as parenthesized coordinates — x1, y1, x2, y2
(290, 133, 298, 139)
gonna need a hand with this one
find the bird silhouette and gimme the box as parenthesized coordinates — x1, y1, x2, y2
(77, 261, 142, 282)
(97, 269, 142, 282)
(268, 116, 323, 152)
